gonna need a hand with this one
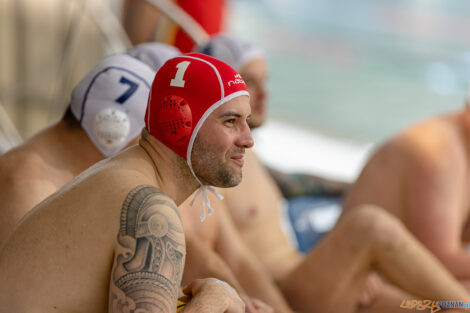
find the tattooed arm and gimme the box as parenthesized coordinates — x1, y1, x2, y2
(109, 185, 186, 313)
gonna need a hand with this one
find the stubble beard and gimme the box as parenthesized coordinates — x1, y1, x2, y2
(191, 135, 242, 188)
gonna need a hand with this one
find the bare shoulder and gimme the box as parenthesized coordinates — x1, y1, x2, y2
(0, 143, 52, 185)
(405, 118, 463, 168)
(372, 116, 459, 167)
(0, 145, 33, 178)
(118, 185, 182, 226)
(109, 185, 185, 313)
(344, 118, 457, 208)
(0, 145, 55, 210)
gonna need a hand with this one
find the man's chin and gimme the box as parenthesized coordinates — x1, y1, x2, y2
(219, 178, 242, 188)
(196, 171, 242, 188)
(216, 173, 242, 188)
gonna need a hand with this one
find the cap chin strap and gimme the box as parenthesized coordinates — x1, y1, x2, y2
(189, 184, 224, 222)
(187, 143, 224, 222)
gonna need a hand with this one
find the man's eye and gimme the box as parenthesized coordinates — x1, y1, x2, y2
(224, 119, 236, 125)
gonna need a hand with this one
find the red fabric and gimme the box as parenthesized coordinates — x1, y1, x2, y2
(145, 53, 248, 160)
(173, 0, 226, 52)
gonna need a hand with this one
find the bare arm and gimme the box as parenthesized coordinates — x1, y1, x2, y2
(215, 200, 293, 313)
(122, 0, 159, 45)
(183, 234, 245, 293)
(406, 149, 470, 280)
(184, 224, 275, 313)
(109, 185, 185, 313)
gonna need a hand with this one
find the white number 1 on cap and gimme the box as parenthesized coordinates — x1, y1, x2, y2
(170, 61, 191, 87)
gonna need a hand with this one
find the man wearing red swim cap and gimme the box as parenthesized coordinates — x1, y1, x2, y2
(179, 36, 470, 313)
(0, 53, 252, 313)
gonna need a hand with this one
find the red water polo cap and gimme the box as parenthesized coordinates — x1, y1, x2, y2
(145, 53, 249, 221)
(145, 52, 249, 164)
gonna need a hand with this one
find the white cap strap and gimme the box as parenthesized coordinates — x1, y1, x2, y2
(189, 185, 224, 222)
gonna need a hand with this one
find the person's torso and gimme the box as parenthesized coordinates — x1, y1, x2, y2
(179, 193, 220, 249)
(223, 149, 302, 280)
(343, 116, 470, 245)
(0, 149, 158, 313)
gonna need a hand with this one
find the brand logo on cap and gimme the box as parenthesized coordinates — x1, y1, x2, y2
(227, 74, 245, 87)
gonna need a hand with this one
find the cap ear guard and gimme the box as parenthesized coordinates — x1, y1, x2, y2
(93, 107, 131, 151)
(157, 95, 193, 146)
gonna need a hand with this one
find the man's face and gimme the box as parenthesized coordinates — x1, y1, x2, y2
(191, 96, 254, 187)
(240, 58, 268, 129)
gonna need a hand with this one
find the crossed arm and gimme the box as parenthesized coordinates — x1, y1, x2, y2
(214, 201, 293, 313)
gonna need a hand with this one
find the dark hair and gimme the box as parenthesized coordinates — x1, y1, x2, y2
(62, 106, 81, 129)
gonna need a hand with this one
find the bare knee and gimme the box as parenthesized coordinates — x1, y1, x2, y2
(341, 205, 408, 255)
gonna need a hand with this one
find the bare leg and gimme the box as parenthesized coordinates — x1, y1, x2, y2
(279, 205, 468, 313)
(359, 282, 417, 313)
(362, 283, 465, 313)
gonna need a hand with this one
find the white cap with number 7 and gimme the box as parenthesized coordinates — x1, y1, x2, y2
(70, 54, 155, 157)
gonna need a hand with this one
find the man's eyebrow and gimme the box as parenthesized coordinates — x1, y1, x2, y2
(218, 111, 242, 118)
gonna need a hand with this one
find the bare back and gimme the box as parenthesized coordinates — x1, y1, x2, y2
(342, 137, 409, 221)
(0, 145, 73, 247)
(342, 113, 470, 280)
(0, 122, 103, 247)
(343, 115, 470, 230)
(0, 146, 184, 313)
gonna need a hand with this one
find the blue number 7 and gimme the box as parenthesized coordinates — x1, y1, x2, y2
(115, 76, 139, 104)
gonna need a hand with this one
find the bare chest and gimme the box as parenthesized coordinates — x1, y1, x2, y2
(180, 204, 219, 247)
(226, 176, 283, 231)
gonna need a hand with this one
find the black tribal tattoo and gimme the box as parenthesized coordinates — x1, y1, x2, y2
(110, 186, 185, 313)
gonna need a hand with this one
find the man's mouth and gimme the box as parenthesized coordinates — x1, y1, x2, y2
(230, 154, 245, 166)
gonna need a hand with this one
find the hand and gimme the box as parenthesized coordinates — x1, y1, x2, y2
(182, 278, 245, 313)
(359, 272, 383, 307)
